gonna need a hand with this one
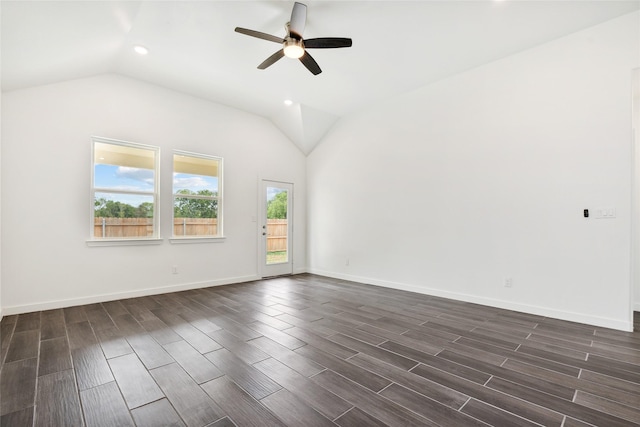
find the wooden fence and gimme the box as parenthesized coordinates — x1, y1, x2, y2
(266, 219, 287, 252)
(173, 218, 218, 236)
(94, 218, 153, 238)
(94, 218, 287, 250)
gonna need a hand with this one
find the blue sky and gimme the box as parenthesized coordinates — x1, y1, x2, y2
(94, 164, 217, 207)
(266, 186, 286, 202)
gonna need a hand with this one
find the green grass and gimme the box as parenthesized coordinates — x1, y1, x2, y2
(266, 251, 287, 264)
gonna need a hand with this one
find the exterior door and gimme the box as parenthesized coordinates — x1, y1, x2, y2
(260, 180, 293, 278)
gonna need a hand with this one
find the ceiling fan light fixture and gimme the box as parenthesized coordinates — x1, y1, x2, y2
(283, 38, 304, 59)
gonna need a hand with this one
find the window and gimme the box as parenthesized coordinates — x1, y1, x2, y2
(91, 137, 160, 241)
(172, 151, 222, 238)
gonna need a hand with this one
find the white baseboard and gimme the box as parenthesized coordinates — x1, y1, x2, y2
(1, 274, 260, 316)
(309, 268, 634, 332)
(293, 267, 309, 275)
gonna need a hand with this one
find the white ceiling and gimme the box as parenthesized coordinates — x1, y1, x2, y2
(2, 1, 639, 154)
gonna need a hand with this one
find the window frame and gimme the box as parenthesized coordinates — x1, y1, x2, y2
(88, 136, 161, 246)
(170, 149, 224, 243)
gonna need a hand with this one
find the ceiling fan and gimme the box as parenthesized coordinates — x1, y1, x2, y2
(234, 2, 352, 75)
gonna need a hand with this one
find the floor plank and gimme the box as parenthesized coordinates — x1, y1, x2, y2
(296, 344, 391, 392)
(14, 312, 40, 333)
(411, 363, 564, 426)
(347, 353, 469, 409)
(247, 321, 306, 350)
(248, 336, 325, 377)
(326, 333, 418, 370)
(38, 336, 72, 377)
(286, 326, 358, 359)
(0, 358, 37, 416)
(486, 376, 636, 427)
(460, 398, 542, 427)
(378, 383, 487, 427)
(63, 305, 89, 325)
(150, 363, 224, 427)
(40, 309, 66, 340)
(85, 303, 116, 331)
(34, 370, 83, 427)
(312, 369, 438, 427)
(108, 353, 164, 409)
(139, 317, 183, 345)
(0, 318, 16, 364)
(80, 381, 135, 427)
(573, 390, 640, 424)
(4, 330, 39, 363)
(260, 388, 336, 427)
(153, 309, 222, 353)
(0, 407, 34, 427)
(208, 329, 270, 364)
(127, 334, 175, 369)
(334, 407, 388, 427)
(163, 340, 223, 384)
(94, 326, 134, 359)
(67, 321, 114, 390)
(205, 348, 281, 400)
(200, 376, 286, 427)
(130, 399, 185, 427)
(254, 356, 351, 420)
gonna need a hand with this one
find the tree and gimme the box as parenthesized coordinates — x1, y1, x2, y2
(135, 202, 154, 218)
(173, 189, 218, 218)
(267, 191, 287, 219)
(94, 198, 153, 218)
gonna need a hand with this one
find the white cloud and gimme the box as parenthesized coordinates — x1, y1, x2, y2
(116, 167, 154, 185)
(173, 174, 214, 189)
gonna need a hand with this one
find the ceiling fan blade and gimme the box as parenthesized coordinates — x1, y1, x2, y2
(299, 51, 322, 75)
(304, 38, 353, 49)
(235, 27, 284, 44)
(258, 50, 285, 69)
(289, 2, 307, 39)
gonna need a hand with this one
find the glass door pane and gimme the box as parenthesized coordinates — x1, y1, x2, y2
(266, 186, 288, 264)
(260, 180, 293, 278)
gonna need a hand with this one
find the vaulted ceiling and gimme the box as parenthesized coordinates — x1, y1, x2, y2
(2, 1, 638, 154)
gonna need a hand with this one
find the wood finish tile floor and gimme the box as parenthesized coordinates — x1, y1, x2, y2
(1, 274, 639, 426)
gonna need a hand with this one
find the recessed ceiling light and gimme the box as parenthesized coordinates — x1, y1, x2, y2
(284, 99, 293, 106)
(134, 45, 149, 55)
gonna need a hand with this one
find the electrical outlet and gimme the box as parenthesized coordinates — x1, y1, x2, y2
(504, 277, 513, 288)
(172, 265, 178, 274)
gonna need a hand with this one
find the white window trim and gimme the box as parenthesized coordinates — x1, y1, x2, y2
(89, 136, 161, 244)
(169, 236, 226, 244)
(86, 238, 164, 247)
(172, 149, 224, 242)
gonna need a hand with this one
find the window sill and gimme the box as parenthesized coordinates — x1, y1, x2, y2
(169, 236, 226, 244)
(86, 238, 164, 247)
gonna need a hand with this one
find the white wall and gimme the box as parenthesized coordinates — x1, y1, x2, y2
(1, 74, 306, 314)
(0, 84, 3, 321)
(308, 12, 640, 331)
(634, 69, 640, 313)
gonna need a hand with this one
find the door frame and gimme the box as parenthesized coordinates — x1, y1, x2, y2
(258, 179, 294, 278)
